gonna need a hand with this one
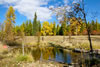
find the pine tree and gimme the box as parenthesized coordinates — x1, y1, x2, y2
(99, 22, 100, 31)
(20, 22, 25, 38)
(87, 21, 92, 33)
(33, 12, 38, 36)
(59, 13, 67, 35)
(91, 20, 95, 31)
(80, 22, 86, 34)
(52, 21, 56, 36)
(95, 19, 99, 31)
(67, 25, 71, 34)
(62, 22, 67, 35)
(56, 24, 60, 35)
(25, 20, 29, 35)
(37, 21, 41, 32)
(14, 26, 20, 36)
(59, 24, 63, 35)
(59, 23, 67, 35)
(28, 20, 33, 36)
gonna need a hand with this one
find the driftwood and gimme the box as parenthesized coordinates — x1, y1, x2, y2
(73, 48, 88, 53)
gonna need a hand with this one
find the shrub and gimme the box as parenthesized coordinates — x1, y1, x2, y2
(15, 54, 33, 62)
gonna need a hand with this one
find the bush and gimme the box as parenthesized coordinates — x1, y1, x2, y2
(15, 54, 33, 62)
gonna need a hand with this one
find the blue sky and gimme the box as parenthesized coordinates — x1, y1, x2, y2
(0, 0, 100, 26)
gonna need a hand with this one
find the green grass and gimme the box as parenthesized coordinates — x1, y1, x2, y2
(15, 54, 33, 62)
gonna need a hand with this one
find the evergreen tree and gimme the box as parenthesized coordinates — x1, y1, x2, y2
(59, 24, 63, 35)
(87, 21, 92, 33)
(59, 23, 66, 35)
(80, 22, 84, 34)
(37, 21, 41, 32)
(91, 20, 95, 31)
(80, 22, 87, 34)
(56, 24, 60, 35)
(14, 26, 21, 36)
(52, 21, 56, 36)
(28, 20, 33, 36)
(33, 12, 38, 36)
(99, 22, 100, 30)
(95, 19, 99, 31)
(67, 25, 71, 34)
(25, 20, 29, 35)
(59, 23, 67, 35)
(59, 13, 67, 35)
(62, 22, 67, 35)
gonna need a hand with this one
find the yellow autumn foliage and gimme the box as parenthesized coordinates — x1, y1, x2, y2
(70, 17, 82, 35)
(41, 21, 53, 36)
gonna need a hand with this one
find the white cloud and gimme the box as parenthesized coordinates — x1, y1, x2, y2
(64, 0, 68, 5)
(0, 0, 53, 21)
(0, 0, 73, 21)
(72, 0, 82, 4)
(49, 6, 54, 9)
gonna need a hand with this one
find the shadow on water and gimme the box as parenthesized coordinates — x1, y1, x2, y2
(11, 46, 100, 67)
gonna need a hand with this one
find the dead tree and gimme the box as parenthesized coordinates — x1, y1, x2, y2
(72, 0, 93, 53)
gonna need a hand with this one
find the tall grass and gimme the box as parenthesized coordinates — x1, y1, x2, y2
(15, 54, 33, 62)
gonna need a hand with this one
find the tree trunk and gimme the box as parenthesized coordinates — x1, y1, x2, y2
(22, 42, 24, 56)
(69, 32, 71, 43)
(82, 0, 93, 53)
(84, 14, 93, 53)
(22, 36, 25, 56)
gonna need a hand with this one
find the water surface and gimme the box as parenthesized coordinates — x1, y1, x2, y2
(12, 47, 92, 64)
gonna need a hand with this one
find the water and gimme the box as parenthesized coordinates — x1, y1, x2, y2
(11, 47, 91, 64)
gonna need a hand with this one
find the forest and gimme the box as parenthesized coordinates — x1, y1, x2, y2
(14, 17, 100, 36)
(1, 8, 100, 38)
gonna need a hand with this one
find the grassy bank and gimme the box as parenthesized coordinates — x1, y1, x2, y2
(20, 36, 100, 50)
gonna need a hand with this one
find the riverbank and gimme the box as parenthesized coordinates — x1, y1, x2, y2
(1, 36, 100, 54)
(0, 36, 100, 67)
(0, 42, 100, 67)
(22, 36, 100, 49)
(21, 36, 100, 54)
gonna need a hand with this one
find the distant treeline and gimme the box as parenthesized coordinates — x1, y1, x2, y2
(0, 6, 100, 38)
(14, 16, 100, 36)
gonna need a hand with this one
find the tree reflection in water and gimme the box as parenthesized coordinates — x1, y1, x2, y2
(11, 47, 99, 66)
